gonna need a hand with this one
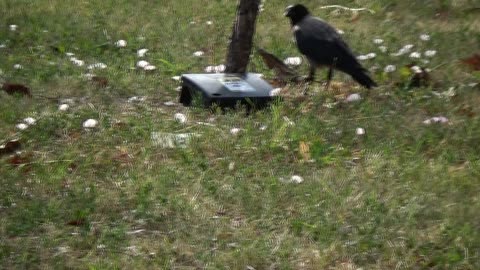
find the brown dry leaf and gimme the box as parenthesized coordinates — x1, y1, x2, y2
(112, 120, 128, 129)
(2, 83, 32, 97)
(448, 161, 469, 173)
(299, 141, 311, 161)
(8, 153, 31, 166)
(457, 105, 475, 118)
(91, 76, 109, 88)
(461, 53, 480, 71)
(113, 148, 132, 165)
(0, 139, 21, 156)
(66, 218, 86, 226)
(67, 162, 78, 174)
(349, 10, 360, 22)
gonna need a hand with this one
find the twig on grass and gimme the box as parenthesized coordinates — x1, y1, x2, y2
(319, 5, 375, 14)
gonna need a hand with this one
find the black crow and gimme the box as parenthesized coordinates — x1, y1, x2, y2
(285, 4, 377, 89)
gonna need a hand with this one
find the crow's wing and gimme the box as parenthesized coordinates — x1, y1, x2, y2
(294, 16, 361, 70)
(293, 16, 377, 88)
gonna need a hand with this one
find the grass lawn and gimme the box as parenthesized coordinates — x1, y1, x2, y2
(1, 0, 480, 269)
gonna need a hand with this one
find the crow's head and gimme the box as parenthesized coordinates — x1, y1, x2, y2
(284, 4, 310, 25)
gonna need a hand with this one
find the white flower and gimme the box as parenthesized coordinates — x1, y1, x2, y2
(423, 116, 448, 125)
(373, 38, 384, 44)
(83, 119, 98, 128)
(137, 48, 148, 57)
(87, 63, 107, 69)
(16, 123, 28, 130)
(70, 58, 84, 66)
(230, 128, 241, 135)
(214, 64, 225, 73)
(114, 39, 127, 48)
(259, 125, 267, 131)
(392, 44, 414, 56)
(13, 64, 23, 69)
(65, 52, 75, 57)
(409, 52, 421, 58)
(204, 66, 215, 73)
(378, 45, 387, 53)
(357, 53, 376, 60)
(82, 73, 95, 80)
(356, 127, 365, 135)
(384, 65, 396, 73)
(269, 88, 282, 96)
(206, 21, 213, 25)
(136, 60, 149, 68)
(163, 101, 175, 106)
(171, 76, 181, 81)
(410, 65, 422, 74)
(193, 51, 204, 57)
(357, 55, 368, 61)
(23, 117, 36, 125)
(424, 50, 437, 57)
(290, 175, 304, 184)
(0, 44, 6, 49)
(204, 64, 225, 73)
(58, 104, 70, 111)
(127, 96, 146, 103)
(420, 34, 430, 41)
(336, 29, 344, 35)
(284, 57, 302, 66)
(144, 65, 156, 71)
(9, 25, 18, 31)
(346, 93, 362, 102)
(174, 113, 187, 124)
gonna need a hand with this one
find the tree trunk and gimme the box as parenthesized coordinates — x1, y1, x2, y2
(224, 0, 260, 74)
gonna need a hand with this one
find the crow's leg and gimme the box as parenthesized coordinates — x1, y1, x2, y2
(324, 57, 337, 91)
(300, 60, 316, 95)
(303, 59, 316, 82)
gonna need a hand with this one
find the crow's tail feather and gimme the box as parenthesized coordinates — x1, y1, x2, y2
(348, 68, 377, 89)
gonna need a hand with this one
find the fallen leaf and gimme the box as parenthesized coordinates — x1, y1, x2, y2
(2, 83, 32, 97)
(91, 76, 109, 88)
(8, 153, 31, 166)
(457, 105, 475, 118)
(67, 162, 78, 173)
(113, 149, 132, 165)
(299, 141, 311, 161)
(66, 218, 86, 226)
(461, 53, 480, 71)
(350, 10, 360, 22)
(0, 139, 21, 156)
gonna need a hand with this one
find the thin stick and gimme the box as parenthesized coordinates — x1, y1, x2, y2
(319, 5, 375, 14)
(16, 160, 74, 166)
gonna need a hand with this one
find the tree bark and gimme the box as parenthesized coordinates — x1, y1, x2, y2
(224, 0, 260, 74)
